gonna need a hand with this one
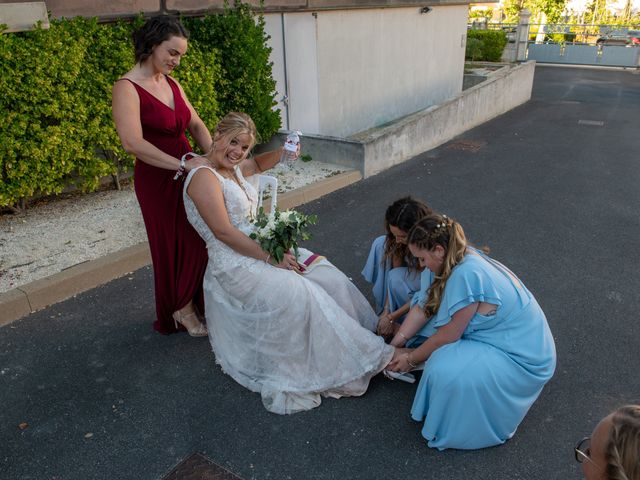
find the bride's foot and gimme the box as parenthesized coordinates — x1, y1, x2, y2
(173, 309, 208, 337)
(386, 348, 425, 373)
(390, 347, 409, 364)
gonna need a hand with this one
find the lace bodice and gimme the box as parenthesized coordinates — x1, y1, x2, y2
(183, 166, 260, 265)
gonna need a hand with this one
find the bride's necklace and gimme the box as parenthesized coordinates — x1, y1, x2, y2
(216, 167, 255, 219)
(217, 167, 242, 187)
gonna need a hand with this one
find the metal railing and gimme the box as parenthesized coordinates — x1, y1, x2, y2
(469, 22, 640, 46)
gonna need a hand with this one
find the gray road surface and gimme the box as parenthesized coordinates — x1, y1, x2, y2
(2, 66, 640, 480)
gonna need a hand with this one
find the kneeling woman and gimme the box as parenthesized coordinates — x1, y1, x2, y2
(361, 197, 432, 339)
(184, 112, 397, 414)
(387, 213, 556, 449)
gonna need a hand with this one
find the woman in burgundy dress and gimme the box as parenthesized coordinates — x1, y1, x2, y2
(112, 16, 281, 335)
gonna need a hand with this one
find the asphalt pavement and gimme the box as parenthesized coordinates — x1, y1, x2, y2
(2, 65, 640, 480)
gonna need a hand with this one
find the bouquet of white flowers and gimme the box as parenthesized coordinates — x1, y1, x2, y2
(250, 208, 318, 263)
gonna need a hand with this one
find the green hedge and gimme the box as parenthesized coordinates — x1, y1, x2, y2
(465, 30, 508, 62)
(184, 1, 280, 144)
(0, 3, 281, 208)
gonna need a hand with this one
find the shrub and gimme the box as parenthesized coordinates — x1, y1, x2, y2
(0, 3, 280, 209)
(0, 21, 92, 205)
(171, 32, 222, 150)
(184, 1, 281, 143)
(60, 17, 135, 189)
(466, 37, 484, 61)
(547, 32, 576, 43)
(465, 30, 508, 62)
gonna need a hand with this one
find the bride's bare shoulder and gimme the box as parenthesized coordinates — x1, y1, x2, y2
(187, 167, 223, 197)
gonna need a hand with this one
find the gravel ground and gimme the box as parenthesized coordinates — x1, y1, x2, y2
(0, 160, 349, 293)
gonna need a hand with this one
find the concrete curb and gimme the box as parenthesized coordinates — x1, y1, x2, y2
(0, 170, 362, 327)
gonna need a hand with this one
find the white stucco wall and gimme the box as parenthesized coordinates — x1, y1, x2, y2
(264, 5, 468, 138)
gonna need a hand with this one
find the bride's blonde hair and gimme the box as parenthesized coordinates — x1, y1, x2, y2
(210, 112, 259, 155)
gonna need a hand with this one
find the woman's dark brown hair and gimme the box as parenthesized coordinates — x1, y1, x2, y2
(133, 15, 189, 64)
(383, 197, 432, 269)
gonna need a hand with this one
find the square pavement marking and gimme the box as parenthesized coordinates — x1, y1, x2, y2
(162, 452, 243, 480)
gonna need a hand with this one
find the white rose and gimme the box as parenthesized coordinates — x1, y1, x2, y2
(266, 218, 277, 232)
(281, 210, 296, 224)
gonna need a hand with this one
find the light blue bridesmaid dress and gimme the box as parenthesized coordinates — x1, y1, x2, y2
(404, 268, 436, 347)
(410, 249, 556, 450)
(361, 235, 421, 318)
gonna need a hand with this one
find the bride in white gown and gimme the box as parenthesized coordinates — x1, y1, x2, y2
(183, 112, 396, 414)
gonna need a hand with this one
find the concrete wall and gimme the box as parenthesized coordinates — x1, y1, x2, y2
(259, 62, 536, 178)
(263, 5, 468, 137)
(359, 61, 535, 176)
(314, 6, 467, 137)
(265, 12, 323, 133)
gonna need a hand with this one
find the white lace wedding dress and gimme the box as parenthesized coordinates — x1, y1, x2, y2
(183, 166, 394, 414)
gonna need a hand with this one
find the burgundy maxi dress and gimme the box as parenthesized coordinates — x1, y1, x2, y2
(120, 76, 208, 334)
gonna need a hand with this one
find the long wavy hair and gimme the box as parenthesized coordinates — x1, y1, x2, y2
(604, 405, 640, 480)
(133, 15, 189, 64)
(383, 197, 432, 270)
(407, 214, 467, 317)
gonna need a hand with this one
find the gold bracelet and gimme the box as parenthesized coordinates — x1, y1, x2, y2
(406, 352, 418, 369)
(398, 332, 408, 342)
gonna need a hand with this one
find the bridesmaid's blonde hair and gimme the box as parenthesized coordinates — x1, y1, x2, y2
(407, 214, 467, 317)
(605, 405, 640, 480)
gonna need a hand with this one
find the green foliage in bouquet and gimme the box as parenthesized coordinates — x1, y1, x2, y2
(250, 208, 318, 263)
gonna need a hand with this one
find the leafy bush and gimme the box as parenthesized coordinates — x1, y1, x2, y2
(184, 1, 280, 144)
(465, 37, 484, 61)
(465, 30, 508, 62)
(0, 3, 280, 209)
(1, 21, 92, 205)
(60, 17, 135, 189)
(172, 38, 222, 147)
(547, 33, 576, 43)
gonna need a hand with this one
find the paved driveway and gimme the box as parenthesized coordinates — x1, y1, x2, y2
(2, 66, 640, 480)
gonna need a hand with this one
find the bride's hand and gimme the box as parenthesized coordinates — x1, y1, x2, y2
(274, 252, 302, 272)
(185, 156, 210, 171)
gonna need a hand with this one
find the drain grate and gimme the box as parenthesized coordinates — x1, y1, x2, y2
(446, 139, 487, 153)
(162, 452, 243, 480)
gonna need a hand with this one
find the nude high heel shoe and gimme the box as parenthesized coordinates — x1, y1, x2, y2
(173, 310, 208, 337)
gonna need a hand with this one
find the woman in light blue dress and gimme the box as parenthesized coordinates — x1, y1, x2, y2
(387, 213, 556, 450)
(361, 197, 432, 338)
